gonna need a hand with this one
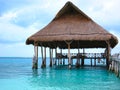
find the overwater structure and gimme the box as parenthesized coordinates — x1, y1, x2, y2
(26, 1, 118, 69)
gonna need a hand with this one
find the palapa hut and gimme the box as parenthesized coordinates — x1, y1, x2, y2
(26, 1, 118, 69)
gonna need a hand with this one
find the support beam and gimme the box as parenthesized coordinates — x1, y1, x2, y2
(106, 41, 111, 69)
(51, 49, 54, 66)
(60, 49, 62, 65)
(76, 58, 80, 68)
(41, 47, 46, 68)
(58, 59, 60, 65)
(54, 48, 57, 65)
(94, 58, 96, 66)
(81, 49, 85, 66)
(41, 46, 44, 68)
(81, 57, 84, 66)
(94, 53, 96, 66)
(68, 43, 71, 69)
(44, 47, 46, 67)
(83, 49, 85, 54)
(76, 42, 80, 68)
(54, 59, 57, 65)
(78, 41, 80, 53)
(65, 41, 72, 69)
(41, 46, 43, 61)
(63, 59, 65, 65)
(91, 58, 92, 66)
(32, 46, 38, 69)
(49, 48, 52, 67)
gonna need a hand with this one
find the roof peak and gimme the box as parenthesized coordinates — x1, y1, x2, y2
(54, 1, 91, 20)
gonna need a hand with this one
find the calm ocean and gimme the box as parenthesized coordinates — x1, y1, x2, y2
(0, 57, 120, 90)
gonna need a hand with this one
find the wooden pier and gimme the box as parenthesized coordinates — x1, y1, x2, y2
(109, 53, 120, 77)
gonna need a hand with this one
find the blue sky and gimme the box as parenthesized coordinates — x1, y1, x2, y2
(0, 0, 120, 57)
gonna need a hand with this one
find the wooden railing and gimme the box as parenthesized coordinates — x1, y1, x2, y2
(109, 53, 120, 77)
(56, 53, 106, 59)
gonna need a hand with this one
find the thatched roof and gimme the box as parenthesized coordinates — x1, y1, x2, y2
(26, 1, 118, 49)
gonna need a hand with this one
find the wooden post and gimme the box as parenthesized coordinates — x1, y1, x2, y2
(52, 49, 54, 66)
(78, 41, 80, 66)
(65, 41, 72, 69)
(118, 61, 120, 77)
(113, 60, 115, 71)
(54, 48, 57, 65)
(91, 58, 92, 66)
(81, 57, 84, 66)
(41, 46, 43, 61)
(94, 58, 96, 66)
(60, 49, 62, 65)
(81, 49, 85, 66)
(94, 53, 96, 66)
(51, 49, 53, 66)
(41, 46, 44, 68)
(116, 61, 119, 77)
(49, 48, 52, 67)
(115, 61, 117, 76)
(32, 46, 38, 69)
(68, 43, 71, 69)
(71, 58, 73, 65)
(41, 47, 46, 68)
(63, 58, 65, 65)
(76, 42, 80, 68)
(83, 49, 85, 54)
(106, 41, 111, 69)
(58, 58, 60, 65)
(44, 47, 46, 67)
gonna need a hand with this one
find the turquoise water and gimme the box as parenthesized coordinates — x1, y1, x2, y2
(0, 57, 120, 90)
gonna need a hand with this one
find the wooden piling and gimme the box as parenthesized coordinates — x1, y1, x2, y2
(118, 61, 120, 77)
(32, 46, 38, 69)
(106, 41, 111, 69)
(81, 57, 84, 66)
(68, 43, 71, 69)
(65, 41, 72, 69)
(49, 48, 52, 67)
(60, 49, 62, 65)
(55, 48, 57, 65)
(94, 58, 96, 66)
(81, 49, 85, 66)
(41, 47, 46, 68)
(41, 46, 44, 68)
(111, 60, 114, 71)
(76, 41, 80, 68)
(63, 59, 65, 65)
(76, 58, 80, 68)
(91, 58, 92, 66)
(41, 46, 43, 63)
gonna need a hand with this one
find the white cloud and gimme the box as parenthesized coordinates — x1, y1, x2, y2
(0, 21, 39, 43)
(83, 0, 120, 25)
(0, 0, 81, 25)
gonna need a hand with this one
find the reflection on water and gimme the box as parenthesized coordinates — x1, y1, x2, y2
(28, 66, 120, 90)
(32, 69, 39, 77)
